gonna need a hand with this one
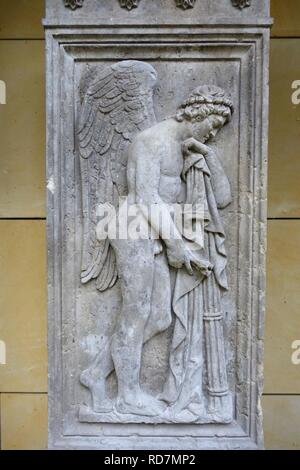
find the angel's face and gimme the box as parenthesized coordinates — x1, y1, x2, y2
(191, 115, 226, 143)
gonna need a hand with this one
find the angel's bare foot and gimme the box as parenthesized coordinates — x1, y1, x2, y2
(116, 391, 166, 417)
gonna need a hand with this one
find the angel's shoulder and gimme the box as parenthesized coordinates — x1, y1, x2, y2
(132, 121, 165, 148)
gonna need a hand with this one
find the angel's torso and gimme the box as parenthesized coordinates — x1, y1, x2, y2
(127, 120, 185, 204)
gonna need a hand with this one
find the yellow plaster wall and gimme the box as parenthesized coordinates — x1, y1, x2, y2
(0, 0, 299, 450)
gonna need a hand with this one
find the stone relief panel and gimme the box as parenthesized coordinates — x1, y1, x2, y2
(77, 60, 234, 424)
(58, 48, 248, 434)
(47, 0, 270, 450)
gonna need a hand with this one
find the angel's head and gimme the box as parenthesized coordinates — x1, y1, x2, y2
(176, 85, 233, 143)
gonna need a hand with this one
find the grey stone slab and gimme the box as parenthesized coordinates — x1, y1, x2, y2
(46, 0, 271, 450)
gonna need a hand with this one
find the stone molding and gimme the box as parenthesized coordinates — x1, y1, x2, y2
(63, 0, 252, 12)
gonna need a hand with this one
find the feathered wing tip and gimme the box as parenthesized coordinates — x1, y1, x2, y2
(81, 238, 118, 292)
(78, 61, 158, 292)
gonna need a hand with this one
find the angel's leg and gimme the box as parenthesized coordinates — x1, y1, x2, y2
(110, 239, 164, 416)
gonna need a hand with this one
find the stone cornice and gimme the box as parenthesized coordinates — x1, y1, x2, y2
(63, 0, 252, 12)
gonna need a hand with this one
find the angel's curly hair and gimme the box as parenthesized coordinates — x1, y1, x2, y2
(176, 85, 233, 124)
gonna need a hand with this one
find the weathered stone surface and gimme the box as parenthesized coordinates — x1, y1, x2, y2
(46, 0, 271, 450)
(46, 0, 270, 23)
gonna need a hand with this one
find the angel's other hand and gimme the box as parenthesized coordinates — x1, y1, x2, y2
(189, 252, 213, 277)
(182, 138, 214, 159)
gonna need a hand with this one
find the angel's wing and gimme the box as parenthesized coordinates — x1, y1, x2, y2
(78, 60, 157, 291)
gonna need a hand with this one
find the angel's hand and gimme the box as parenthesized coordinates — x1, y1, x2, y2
(166, 242, 188, 271)
(182, 138, 215, 159)
(167, 242, 213, 277)
(189, 251, 213, 277)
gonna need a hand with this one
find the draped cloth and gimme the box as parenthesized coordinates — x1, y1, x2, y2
(161, 153, 229, 418)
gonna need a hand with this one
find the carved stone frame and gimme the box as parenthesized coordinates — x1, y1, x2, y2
(46, 21, 270, 449)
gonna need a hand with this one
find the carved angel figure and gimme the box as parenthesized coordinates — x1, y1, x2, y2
(78, 61, 234, 422)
